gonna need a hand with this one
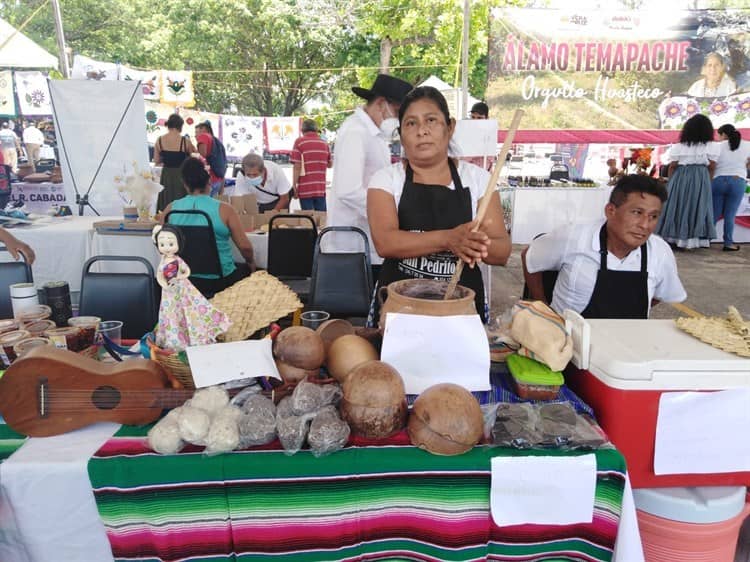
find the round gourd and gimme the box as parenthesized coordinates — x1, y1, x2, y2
(408, 383, 483, 455)
(327, 334, 378, 383)
(340, 360, 406, 438)
(273, 326, 325, 370)
(275, 359, 318, 383)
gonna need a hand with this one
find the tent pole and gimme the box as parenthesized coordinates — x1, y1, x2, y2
(460, 0, 470, 119)
(50, 0, 70, 78)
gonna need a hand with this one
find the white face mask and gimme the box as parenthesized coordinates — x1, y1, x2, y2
(379, 103, 399, 139)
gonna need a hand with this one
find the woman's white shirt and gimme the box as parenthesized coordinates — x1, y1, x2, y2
(714, 139, 750, 178)
(667, 142, 720, 165)
(686, 74, 737, 97)
(368, 159, 491, 218)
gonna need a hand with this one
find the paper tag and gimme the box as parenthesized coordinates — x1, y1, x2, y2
(185, 339, 281, 388)
(49, 335, 68, 349)
(490, 455, 596, 527)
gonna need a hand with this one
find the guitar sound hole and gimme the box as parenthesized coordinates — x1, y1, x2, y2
(92, 386, 121, 410)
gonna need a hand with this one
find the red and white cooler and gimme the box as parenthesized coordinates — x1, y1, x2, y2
(565, 318, 750, 489)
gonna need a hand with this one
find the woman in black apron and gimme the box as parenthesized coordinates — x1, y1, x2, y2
(367, 86, 511, 325)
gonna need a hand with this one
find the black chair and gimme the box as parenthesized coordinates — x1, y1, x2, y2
(309, 227, 373, 318)
(165, 209, 230, 298)
(267, 214, 317, 300)
(78, 256, 158, 339)
(0, 246, 33, 318)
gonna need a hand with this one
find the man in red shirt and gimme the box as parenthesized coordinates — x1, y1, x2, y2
(291, 120, 332, 211)
(195, 121, 225, 196)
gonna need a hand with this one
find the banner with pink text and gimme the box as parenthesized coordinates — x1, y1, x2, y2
(487, 8, 750, 130)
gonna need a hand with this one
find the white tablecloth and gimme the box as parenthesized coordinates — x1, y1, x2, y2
(510, 186, 613, 244)
(0, 216, 100, 293)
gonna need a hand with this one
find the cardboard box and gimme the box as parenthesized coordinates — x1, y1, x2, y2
(243, 193, 258, 215)
(238, 214, 256, 231)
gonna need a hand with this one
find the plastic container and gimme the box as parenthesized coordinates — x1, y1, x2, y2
(0, 329, 31, 368)
(45, 326, 83, 352)
(0, 319, 20, 336)
(16, 304, 51, 325)
(634, 486, 750, 562)
(10, 283, 39, 318)
(13, 337, 52, 359)
(68, 316, 101, 350)
(24, 319, 56, 337)
(567, 319, 750, 488)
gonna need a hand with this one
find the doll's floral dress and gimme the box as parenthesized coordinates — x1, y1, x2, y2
(155, 256, 231, 351)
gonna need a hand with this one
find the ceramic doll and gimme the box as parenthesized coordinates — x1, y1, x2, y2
(152, 225, 231, 351)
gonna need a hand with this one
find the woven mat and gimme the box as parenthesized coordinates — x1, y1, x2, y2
(210, 271, 302, 342)
(675, 306, 750, 358)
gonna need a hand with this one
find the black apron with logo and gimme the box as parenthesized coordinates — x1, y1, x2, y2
(377, 159, 486, 321)
(580, 224, 649, 319)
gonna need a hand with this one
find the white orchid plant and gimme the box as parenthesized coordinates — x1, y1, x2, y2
(114, 161, 163, 216)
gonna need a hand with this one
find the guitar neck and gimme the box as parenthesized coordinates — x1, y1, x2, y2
(154, 389, 195, 410)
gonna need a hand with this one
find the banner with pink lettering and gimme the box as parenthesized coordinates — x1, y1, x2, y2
(488, 8, 750, 131)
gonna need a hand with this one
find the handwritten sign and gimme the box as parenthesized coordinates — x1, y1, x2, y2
(654, 389, 750, 475)
(380, 313, 490, 395)
(490, 454, 596, 526)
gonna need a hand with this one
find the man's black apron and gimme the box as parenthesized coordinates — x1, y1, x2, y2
(580, 224, 649, 319)
(377, 159, 486, 321)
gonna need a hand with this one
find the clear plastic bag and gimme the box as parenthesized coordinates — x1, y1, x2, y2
(237, 394, 277, 448)
(307, 405, 350, 457)
(289, 379, 342, 416)
(276, 396, 315, 455)
(491, 402, 541, 449)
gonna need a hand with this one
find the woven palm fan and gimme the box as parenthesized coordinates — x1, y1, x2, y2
(210, 271, 302, 342)
(675, 306, 750, 358)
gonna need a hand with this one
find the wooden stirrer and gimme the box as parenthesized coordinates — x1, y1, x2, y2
(444, 109, 524, 300)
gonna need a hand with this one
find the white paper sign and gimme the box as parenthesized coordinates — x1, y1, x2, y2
(185, 339, 281, 388)
(654, 389, 750, 475)
(490, 454, 597, 527)
(453, 119, 498, 157)
(380, 313, 490, 395)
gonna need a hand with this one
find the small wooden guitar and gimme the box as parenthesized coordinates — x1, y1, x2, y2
(0, 346, 192, 437)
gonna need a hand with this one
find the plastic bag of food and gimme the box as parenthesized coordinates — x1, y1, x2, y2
(307, 405, 350, 457)
(276, 396, 315, 455)
(289, 379, 342, 416)
(237, 394, 277, 448)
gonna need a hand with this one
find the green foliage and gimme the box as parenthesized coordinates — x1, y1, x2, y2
(1, 0, 527, 119)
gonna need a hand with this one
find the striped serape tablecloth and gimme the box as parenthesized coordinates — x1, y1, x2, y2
(88, 428, 626, 562)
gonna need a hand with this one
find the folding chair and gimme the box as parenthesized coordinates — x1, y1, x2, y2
(309, 227, 373, 319)
(78, 256, 158, 339)
(165, 209, 230, 298)
(0, 247, 33, 318)
(267, 214, 317, 301)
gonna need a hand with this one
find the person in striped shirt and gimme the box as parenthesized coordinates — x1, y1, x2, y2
(290, 119, 332, 211)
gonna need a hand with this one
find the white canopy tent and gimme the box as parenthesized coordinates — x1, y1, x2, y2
(0, 17, 58, 69)
(418, 75, 480, 119)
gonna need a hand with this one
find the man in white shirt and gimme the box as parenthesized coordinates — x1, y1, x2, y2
(234, 153, 291, 212)
(22, 122, 44, 168)
(522, 174, 686, 319)
(327, 73, 412, 278)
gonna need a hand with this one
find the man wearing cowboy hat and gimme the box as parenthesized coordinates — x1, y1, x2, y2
(327, 73, 412, 277)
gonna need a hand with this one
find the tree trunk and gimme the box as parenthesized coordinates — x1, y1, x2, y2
(380, 36, 392, 74)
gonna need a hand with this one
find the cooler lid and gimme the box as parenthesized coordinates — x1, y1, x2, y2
(585, 320, 750, 389)
(633, 486, 747, 524)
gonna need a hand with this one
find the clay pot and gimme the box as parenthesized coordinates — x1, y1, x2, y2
(327, 334, 378, 384)
(315, 318, 355, 354)
(273, 326, 325, 371)
(341, 360, 407, 438)
(275, 359, 318, 383)
(408, 383, 483, 456)
(378, 279, 476, 329)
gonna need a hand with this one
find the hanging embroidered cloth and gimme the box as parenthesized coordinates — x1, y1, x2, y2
(220, 115, 264, 158)
(15, 71, 52, 115)
(71, 55, 119, 81)
(0, 71, 17, 116)
(160, 70, 195, 107)
(266, 116, 300, 152)
(120, 66, 160, 101)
